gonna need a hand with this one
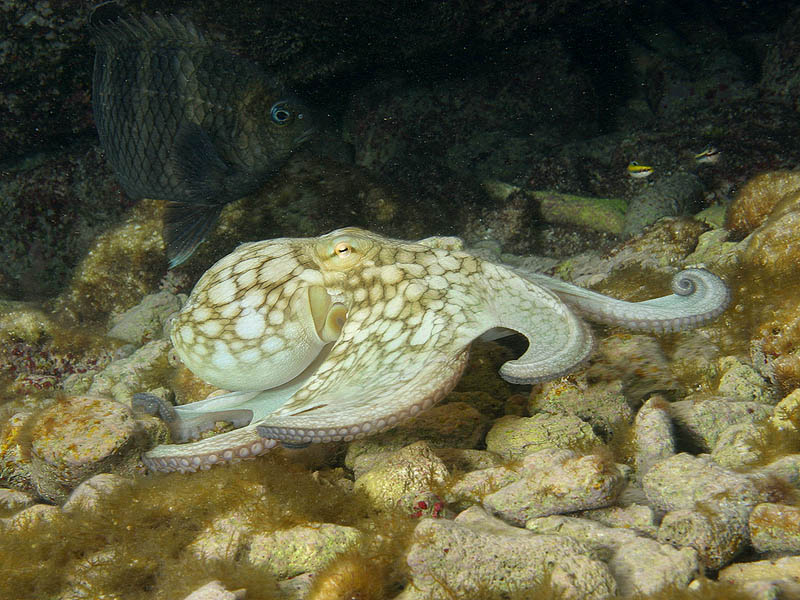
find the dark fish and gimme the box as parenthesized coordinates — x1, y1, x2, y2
(90, 2, 313, 267)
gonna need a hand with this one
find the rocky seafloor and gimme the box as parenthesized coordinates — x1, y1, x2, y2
(4, 1, 800, 598)
(3, 171, 800, 599)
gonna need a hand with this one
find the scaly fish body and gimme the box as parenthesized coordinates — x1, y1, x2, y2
(627, 161, 654, 179)
(91, 4, 312, 267)
(694, 145, 720, 165)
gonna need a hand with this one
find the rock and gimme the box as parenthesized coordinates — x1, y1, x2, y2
(771, 389, 800, 432)
(52, 200, 166, 325)
(353, 441, 449, 510)
(632, 396, 675, 479)
(681, 229, 741, 280)
(643, 453, 761, 569)
(750, 503, 800, 554)
(667, 398, 771, 451)
(657, 509, 745, 572)
(480, 184, 626, 235)
(587, 334, 678, 402)
(725, 171, 800, 236)
(182, 581, 246, 600)
(107, 291, 184, 345)
(0, 503, 59, 531)
(757, 454, 800, 490)
(742, 188, 800, 283)
(622, 171, 704, 238)
(529, 377, 633, 441)
(526, 515, 698, 596)
(0, 411, 36, 493)
(62, 473, 128, 513)
(719, 556, 800, 598)
(446, 462, 521, 510)
(643, 453, 760, 516)
(247, 523, 362, 579)
(0, 488, 35, 512)
(484, 413, 601, 460)
(189, 510, 254, 562)
(88, 339, 172, 404)
(481, 449, 624, 525)
(403, 506, 616, 600)
(277, 573, 313, 600)
(344, 402, 489, 469)
(28, 395, 146, 502)
(432, 448, 503, 474)
(716, 356, 775, 404)
(711, 422, 768, 469)
(578, 503, 658, 538)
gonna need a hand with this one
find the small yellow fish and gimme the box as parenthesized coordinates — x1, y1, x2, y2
(627, 161, 654, 179)
(694, 145, 721, 165)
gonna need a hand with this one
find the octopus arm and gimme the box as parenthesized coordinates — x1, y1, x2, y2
(142, 424, 279, 473)
(520, 268, 730, 333)
(255, 348, 471, 446)
(478, 264, 594, 385)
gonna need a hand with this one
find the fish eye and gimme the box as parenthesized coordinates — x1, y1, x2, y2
(270, 102, 292, 126)
(334, 241, 352, 257)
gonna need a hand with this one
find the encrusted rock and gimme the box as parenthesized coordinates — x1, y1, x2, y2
(247, 523, 362, 579)
(587, 334, 678, 402)
(484, 413, 601, 460)
(526, 514, 698, 596)
(107, 290, 184, 345)
(0, 487, 36, 512)
(0, 503, 59, 530)
(182, 580, 246, 600)
(480, 449, 624, 525)
(432, 448, 503, 474)
(622, 171, 703, 238)
(403, 506, 616, 600)
(667, 398, 771, 451)
(62, 473, 128, 513)
(643, 453, 761, 569)
(749, 503, 800, 554)
(578, 503, 658, 538)
(719, 556, 800, 598)
(711, 422, 768, 469)
(725, 171, 800, 236)
(353, 441, 449, 509)
(189, 510, 253, 562)
(529, 377, 633, 441)
(28, 395, 146, 502)
(771, 389, 800, 432)
(88, 339, 172, 404)
(0, 411, 36, 492)
(633, 396, 675, 479)
(742, 188, 800, 283)
(716, 356, 775, 404)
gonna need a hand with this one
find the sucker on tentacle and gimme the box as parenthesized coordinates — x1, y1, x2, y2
(139, 228, 730, 473)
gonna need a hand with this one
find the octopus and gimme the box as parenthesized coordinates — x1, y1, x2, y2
(137, 227, 730, 473)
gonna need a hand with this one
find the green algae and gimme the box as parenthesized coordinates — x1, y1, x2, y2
(0, 456, 413, 599)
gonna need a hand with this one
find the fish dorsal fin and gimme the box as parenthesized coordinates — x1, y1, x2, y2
(90, 3, 206, 48)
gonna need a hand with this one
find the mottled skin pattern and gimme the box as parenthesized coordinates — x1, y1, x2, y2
(142, 228, 729, 473)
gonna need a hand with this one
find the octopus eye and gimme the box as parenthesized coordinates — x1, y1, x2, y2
(270, 102, 292, 126)
(334, 242, 352, 257)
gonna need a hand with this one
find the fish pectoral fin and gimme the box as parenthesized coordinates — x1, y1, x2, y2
(164, 201, 223, 268)
(172, 121, 232, 202)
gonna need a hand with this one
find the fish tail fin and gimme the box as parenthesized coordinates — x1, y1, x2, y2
(164, 202, 224, 268)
